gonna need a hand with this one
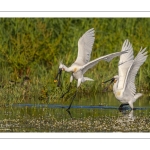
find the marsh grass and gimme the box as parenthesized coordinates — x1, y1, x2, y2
(0, 18, 150, 105)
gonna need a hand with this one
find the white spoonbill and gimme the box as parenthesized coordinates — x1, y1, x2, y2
(54, 28, 128, 111)
(103, 39, 148, 110)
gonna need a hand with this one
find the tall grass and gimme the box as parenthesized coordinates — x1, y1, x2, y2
(0, 18, 150, 104)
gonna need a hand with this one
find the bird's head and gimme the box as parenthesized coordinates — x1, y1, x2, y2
(102, 75, 119, 91)
(59, 62, 65, 71)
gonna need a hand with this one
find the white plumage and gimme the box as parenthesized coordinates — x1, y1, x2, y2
(55, 28, 127, 110)
(105, 39, 148, 109)
(57, 28, 127, 88)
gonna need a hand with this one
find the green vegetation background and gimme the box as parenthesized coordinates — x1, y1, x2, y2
(0, 18, 150, 105)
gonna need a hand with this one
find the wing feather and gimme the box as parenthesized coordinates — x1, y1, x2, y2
(81, 51, 127, 74)
(118, 39, 134, 89)
(123, 47, 148, 97)
(74, 28, 95, 66)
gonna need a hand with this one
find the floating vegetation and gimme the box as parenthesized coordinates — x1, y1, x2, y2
(0, 110, 150, 132)
(0, 98, 150, 132)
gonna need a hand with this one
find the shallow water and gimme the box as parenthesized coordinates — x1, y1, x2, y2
(0, 92, 150, 132)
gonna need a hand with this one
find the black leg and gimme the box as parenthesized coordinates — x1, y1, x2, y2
(60, 83, 71, 98)
(66, 90, 77, 111)
(119, 103, 129, 109)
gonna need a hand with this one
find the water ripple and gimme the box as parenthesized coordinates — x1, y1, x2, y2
(12, 103, 148, 110)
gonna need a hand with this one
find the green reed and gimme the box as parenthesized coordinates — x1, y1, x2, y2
(0, 18, 149, 104)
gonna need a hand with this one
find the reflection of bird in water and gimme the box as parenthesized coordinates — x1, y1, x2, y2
(103, 39, 148, 110)
(116, 110, 135, 123)
(66, 109, 73, 118)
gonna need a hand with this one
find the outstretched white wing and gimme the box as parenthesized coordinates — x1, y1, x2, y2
(117, 39, 134, 89)
(123, 47, 148, 97)
(74, 28, 95, 66)
(81, 50, 127, 74)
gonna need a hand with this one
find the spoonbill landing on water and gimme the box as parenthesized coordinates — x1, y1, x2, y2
(54, 28, 127, 111)
(103, 39, 148, 110)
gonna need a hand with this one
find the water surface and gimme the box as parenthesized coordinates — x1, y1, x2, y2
(0, 92, 150, 132)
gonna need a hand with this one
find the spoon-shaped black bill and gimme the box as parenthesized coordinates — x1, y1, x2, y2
(54, 69, 62, 87)
(102, 77, 115, 92)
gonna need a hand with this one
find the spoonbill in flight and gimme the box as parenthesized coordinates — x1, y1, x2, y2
(54, 28, 128, 111)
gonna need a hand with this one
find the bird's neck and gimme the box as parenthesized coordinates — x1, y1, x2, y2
(63, 65, 72, 72)
(63, 64, 80, 73)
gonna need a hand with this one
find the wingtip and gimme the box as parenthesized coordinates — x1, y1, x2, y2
(88, 28, 95, 32)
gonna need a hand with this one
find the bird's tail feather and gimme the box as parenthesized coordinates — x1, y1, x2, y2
(134, 93, 142, 102)
(83, 77, 94, 82)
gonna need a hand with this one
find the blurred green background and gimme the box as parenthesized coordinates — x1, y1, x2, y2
(0, 18, 149, 105)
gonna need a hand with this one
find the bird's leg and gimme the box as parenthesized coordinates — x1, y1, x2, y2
(66, 89, 77, 111)
(60, 74, 73, 98)
(119, 103, 129, 109)
(128, 101, 133, 110)
(60, 83, 71, 98)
